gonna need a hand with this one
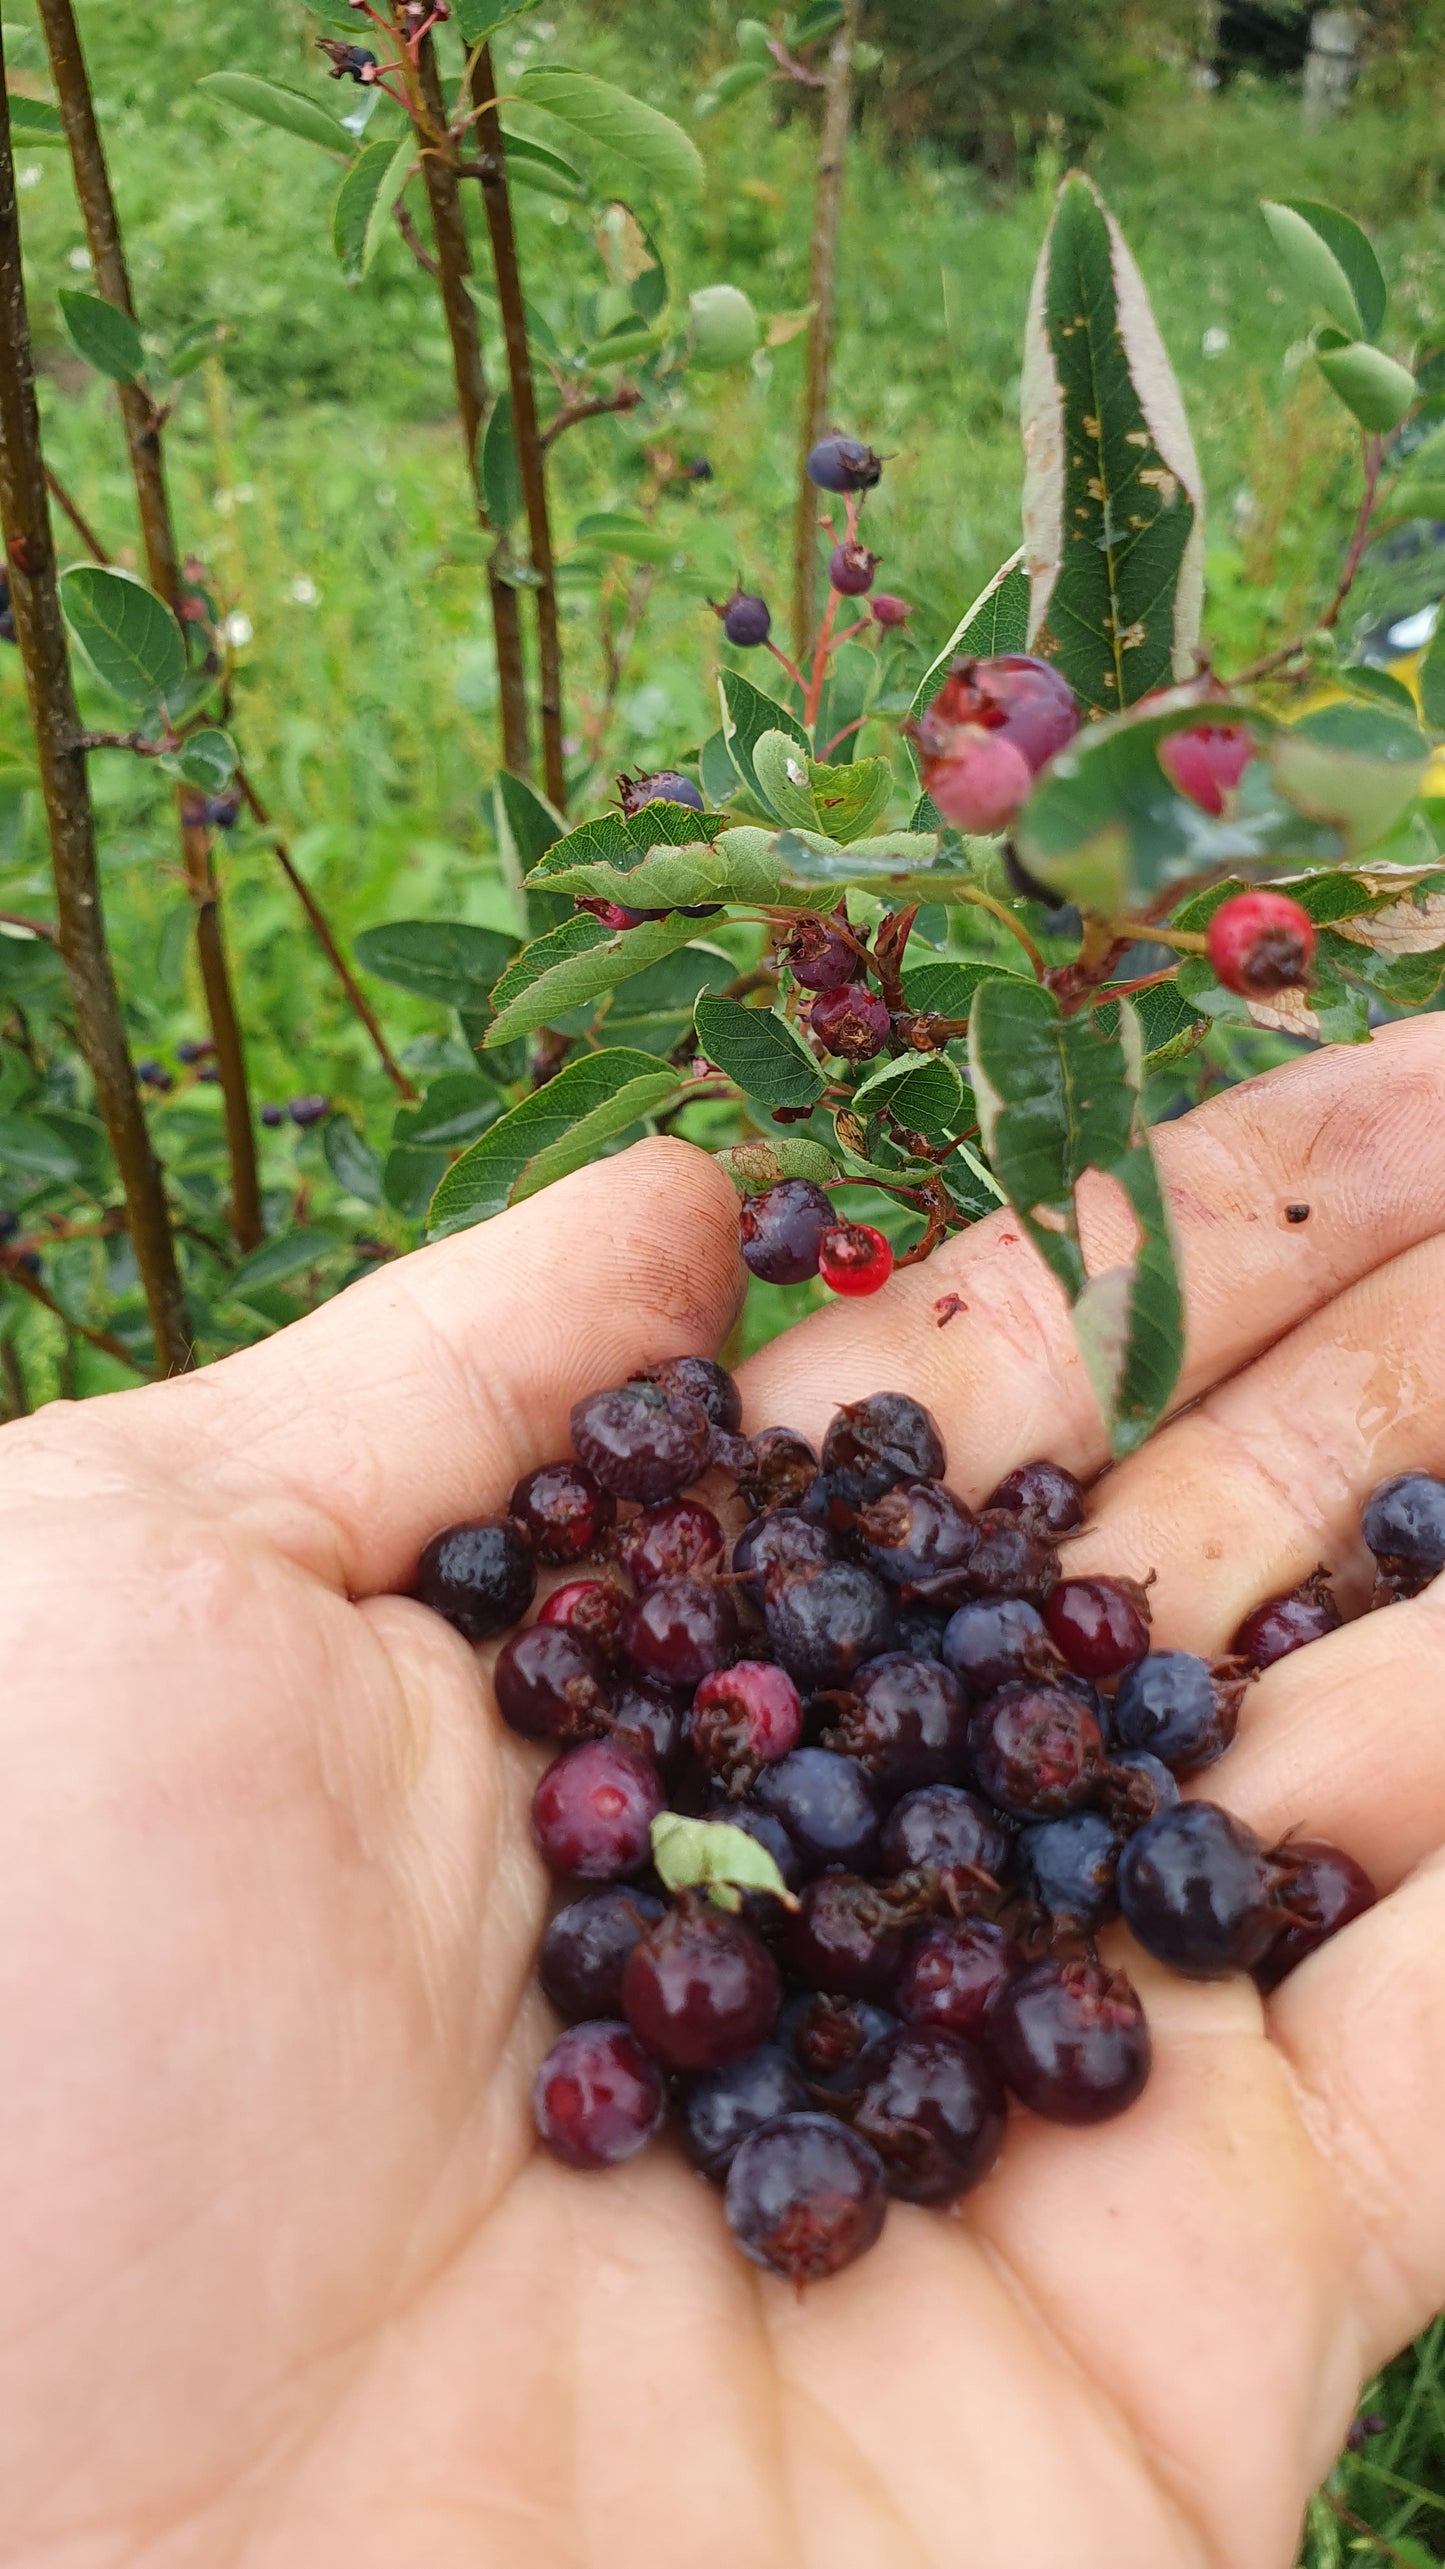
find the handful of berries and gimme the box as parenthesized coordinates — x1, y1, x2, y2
(411, 1364, 1413, 2287)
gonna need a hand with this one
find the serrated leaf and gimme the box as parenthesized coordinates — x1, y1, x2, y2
(482, 389, 523, 527)
(903, 956, 1027, 1017)
(334, 133, 413, 281)
(427, 1047, 677, 1235)
(754, 728, 822, 829)
(197, 71, 351, 158)
(693, 995, 825, 1108)
(1022, 173, 1204, 714)
(852, 1050, 965, 1136)
(175, 728, 237, 792)
(59, 566, 185, 709)
(353, 918, 517, 1010)
(912, 550, 1030, 717)
(323, 1113, 383, 1203)
(717, 669, 809, 803)
(527, 801, 726, 882)
(512, 1068, 681, 1200)
(1261, 198, 1386, 339)
(967, 979, 1181, 1452)
(57, 289, 145, 384)
(715, 1137, 839, 1192)
(523, 816, 807, 915)
(650, 1812, 796, 1913)
(808, 755, 893, 843)
(485, 910, 708, 1044)
(517, 65, 703, 195)
(5, 95, 63, 146)
(1313, 330, 1416, 433)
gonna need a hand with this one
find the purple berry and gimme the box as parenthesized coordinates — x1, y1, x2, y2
(820, 1393, 945, 1508)
(623, 1576, 737, 1686)
(1109, 1748, 1180, 1819)
(718, 587, 771, 648)
(509, 1458, 616, 1563)
(1117, 1801, 1274, 1978)
(782, 909, 859, 992)
(725, 2113, 887, 2283)
(732, 1507, 835, 1603)
(617, 768, 705, 815)
(1017, 1810, 1123, 1931)
(632, 1354, 742, 1435)
(822, 1652, 968, 1792)
(878, 1782, 1013, 1888)
(752, 1746, 880, 1872)
(871, 592, 911, 627)
(784, 1873, 913, 2004)
(538, 1887, 666, 2021)
(942, 1508, 1059, 1606)
(894, 1920, 1022, 2042)
(849, 2028, 1005, 2206)
(1363, 1471, 1445, 1598)
(415, 1516, 536, 1641)
(786, 1993, 900, 2093)
(806, 433, 883, 494)
(968, 1680, 1109, 1820)
(854, 1480, 978, 1591)
(1231, 1571, 1340, 1670)
(1043, 1575, 1152, 1680)
(1254, 1837, 1377, 1992)
(808, 981, 891, 1061)
(530, 1739, 664, 1881)
(537, 1577, 629, 1664)
(260, 1101, 285, 1127)
(985, 1459, 1085, 1534)
(570, 1379, 711, 1504)
(533, 2020, 665, 2169)
(622, 1895, 782, 2071)
(829, 541, 878, 596)
(692, 1659, 804, 1794)
(607, 1676, 690, 1775)
(288, 1093, 329, 1128)
(493, 1624, 611, 1743)
(735, 1425, 821, 1516)
(988, 1957, 1150, 2123)
(1111, 1650, 1245, 1774)
(738, 1180, 835, 1285)
(942, 1596, 1061, 1694)
(681, 2044, 810, 2179)
(620, 1499, 725, 1590)
(764, 1559, 894, 1690)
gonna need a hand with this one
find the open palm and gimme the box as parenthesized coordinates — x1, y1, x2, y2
(5, 1020, 1445, 2569)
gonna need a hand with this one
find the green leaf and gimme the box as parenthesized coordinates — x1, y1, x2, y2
(175, 728, 237, 792)
(715, 1137, 839, 1192)
(333, 133, 413, 281)
(353, 918, 517, 1013)
(0, 1109, 83, 1184)
(687, 282, 759, 370)
(694, 60, 773, 117)
(1313, 330, 1416, 433)
(753, 728, 822, 829)
(572, 511, 680, 565)
(166, 318, 233, 379)
(693, 995, 825, 1108)
(497, 127, 587, 201)
(495, 769, 566, 873)
(967, 979, 1182, 1453)
(717, 670, 810, 802)
(770, 826, 972, 896)
(197, 71, 352, 157)
(1338, 663, 1419, 715)
(4, 95, 64, 146)
(516, 65, 703, 196)
(486, 911, 709, 1044)
(322, 1113, 383, 1203)
(1021, 173, 1204, 715)
(400, 1075, 504, 1148)
(427, 1047, 678, 1235)
(808, 755, 893, 844)
(454, 0, 542, 40)
(912, 550, 1030, 717)
(60, 565, 185, 709)
(482, 389, 523, 528)
(904, 956, 1025, 1017)
(1260, 198, 1386, 339)
(1270, 702, 1428, 851)
(57, 289, 145, 384)
(650, 1812, 796, 1914)
(852, 1050, 966, 1137)
(227, 1228, 332, 1293)
(1421, 612, 1445, 733)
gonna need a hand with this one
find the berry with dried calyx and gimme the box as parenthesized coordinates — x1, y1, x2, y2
(1254, 1838, 1378, 1991)
(319, 38, 381, 80)
(607, 1677, 690, 1776)
(806, 433, 883, 493)
(1158, 721, 1254, 815)
(1110, 1649, 1246, 1773)
(782, 907, 861, 991)
(988, 1957, 1150, 2123)
(631, 1355, 741, 1436)
(1362, 1470, 1445, 1601)
(821, 1392, 946, 1507)
(855, 1480, 978, 1591)
(1205, 890, 1316, 999)
(725, 2113, 887, 2283)
(621, 1498, 725, 1591)
(1117, 1801, 1274, 1978)
(735, 1425, 820, 1517)
(819, 1224, 895, 1297)
(942, 1596, 1061, 1694)
(493, 1624, 611, 1744)
(537, 1577, 629, 1665)
(617, 768, 705, 814)
(764, 1559, 894, 1690)
(941, 1508, 1059, 1607)
(785, 1991, 899, 2092)
(985, 1459, 1085, 1535)
(713, 586, 772, 648)
(732, 1507, 835, 1603)
(533, 2020, 665, 2169)
(968, 1680, 1109, 1820)
(829, 541, 879, 596)
(622, 1893, 782, 2071)
(822, 1653, 968, 1793)
(1109, 1749, 1180, 1819)
(785, 1872, 915, 2004)
(848, 2027, 1005, 2205)
(878, 1782, 1013, 1891)
(808, 981, 890, 1061)
(738, 1179, 835, 1285)
(571, 1379, 711, 1504)
(692, 1659, 804, 1794)
(894, 1919, 1023, 2043)
(509, 1458, 615, 1564)
(1231, 1570, 1340, 1669)
(415, 1516, 536, 1641)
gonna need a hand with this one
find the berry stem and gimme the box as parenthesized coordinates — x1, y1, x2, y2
(804, 586, 842, 734)
(765, 638, 808, 695)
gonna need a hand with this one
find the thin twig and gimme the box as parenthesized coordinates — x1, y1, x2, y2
(2, 1253, 150, 1373)
(394, 197, 441, 280)
(44, 462, 111, 563)
(790, 0, 861, 659)
(541, 386, 643, 448)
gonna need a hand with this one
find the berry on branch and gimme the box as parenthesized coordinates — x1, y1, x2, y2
(712, 588, 772, 648)
(829, 542, 879, 596)
(806, 433, 883, 493)
(1205, 891, 1316, 999)
(1158, 721, 1254, 814)
(818, 1223, 895, 1296)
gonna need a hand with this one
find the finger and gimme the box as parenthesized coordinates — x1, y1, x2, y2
(739, 1016, 1445, 1493)
(19, 1139, 743, 1597)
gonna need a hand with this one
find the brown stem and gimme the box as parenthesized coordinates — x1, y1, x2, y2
(0, 67, 191, 1374)
(0, 1326, 29, 1416)
(44, 462, 112, 564)
(411, 30, 531, 778)
(394, 198, 442, 282)
(790, 0, 860, 660)
(541, 386, 643, 448)
(2, 1251, 149, 1374)
(469, 47, 565, 808)
(36, 0, 261, 1250)
(235, 766, 418, 1101)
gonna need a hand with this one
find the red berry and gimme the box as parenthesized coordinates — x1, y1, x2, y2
(623, 1575, 738, 1686)
(530, 1739, 664, 1880)
(871, 592, 911, 627)
(808, 982, 890, 1061)
(987, 1956, 1151, 2123)
(1231, 1570, 1340, 1670)
(509, 1459, 615, 1563)
(537, 1577, 629, 1664)
(620, 1499, 725, 1590)
(692, 1659, 804, 1793)
(1043, 1574, 1152, 1680)
(1158, 722, 1254, 815)
(1255, 1838, 1378, 1991)
(782, 907, 859, 992)
(785, 1873, 914, 2004)
(895, 1920, 1023, 2042)
(622, 1895, 782, 2071)
(918, 654, 1079, 777)
(921, 729, 1033, 833)
(1205, 891, 1316, 999)
(818, 1223, 894, 1296)
(533, 2020, 665, 2169)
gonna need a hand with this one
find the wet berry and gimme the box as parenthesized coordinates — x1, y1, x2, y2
(849, 2027, 1005, 2206)
(764, 1559, 894, 1690)
(1254, 1838, 1378, 1992)
(942, 1596, 1060, 1694)
(1043, 1574, 1152, 1680)
(1362, 1470, 1445, 1599)
(968, 1681, 1109, 1820)
(823, 1652, 967, 1792)
(1017, 1810, 1123, 1931)
(1111, 1649, 1244, 1773)
(987, 1957, 1151, 2124)
(808, 981, 891, 1061)
(818, 1223, 895, 1297)
(985, 1459, 1085, 1534)
(716, 1802, 806, 1919)
(785, 1873, 911, 2003)
(617, 768, 705, 815)
(571, 1379, 711, 1504)
(681, 2044, 810, 2179)
(895, 1919, 1022, 2041)
(633, 1354, 742, 1435)
(1231, 1570, 1340, 1669)
(533, 2020, 665, 2169)
(493, 1624, 611, 1744)
(1205, 890, 1316, 999)
(416, 1516, 536, 1641)
(878, 1782, 1013, 1888)
(608, 1677, 689, 1775)
(621, 1498, 725, 1590)
(725, 2113, 887, 2282)
(948, 1508, 1059, 1605)
(1117, 1801, 1274, 1978)
(829, 541, 878, 596)
(855, 1480, 978, 1590)
(624, 1576, 738, 1687)
(821, 1392, 945, 1507)
(1110, 1748, 1180, 1818)
(539, 1887, 666, 2021)
(782, 908, 859, 991)
(509, 1458, 615, 1564)
(806, 433, 883, 493)
(891, 1601, 949, 1661)
(531, 1739, 664, 1880)
(738, 1179, 835, 1285)
(1158, 722, 1254, 815)
(692, 1659, 804, 1793)
(733, 1507, 835, 1603)
(622, 1895, 781, 2071)
(537, 1577, 629, 1664)
(735, 1425, 821, 1517)
(752, 1746, 880, 1872)
(716, 586, 772, 647)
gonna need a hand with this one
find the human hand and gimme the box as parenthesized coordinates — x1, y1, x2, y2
(4, 1020, 1445, 2569)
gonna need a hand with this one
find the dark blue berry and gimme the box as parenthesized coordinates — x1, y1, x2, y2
(1363, 1472, 1445, 1597)
(617, 769, 705, 815)
(539, 1887, 666, 2021)
(806, 434, 883, 494)
(764, 1559, 894, 1690)
(724, 2113, 887, 2282)
(1017, 1810, 1123, 1931)
(738, 1180, 834, 1285)
(717, 587, 771, 648)
(890, 1602, 949, 1661)
(752, 1745, 880, 1872)
(1117, 1801, 1274, 1978)
(681, 2044, 810, 2179)
(260, 1102, 285, 1127)
(820, 1392, 945, 1508)
(942, 1596, 1060, 1694)
(288, 1093, 329, 1128)
(1110, 1650, 1243, 1773)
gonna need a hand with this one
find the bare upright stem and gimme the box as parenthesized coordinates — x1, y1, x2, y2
(412, 29, 532, 778)
(469, 45, 566, 808)
(790, 0, 861, 661)
(0, 65, 190, 1375)
(35, 0, 262, 1251)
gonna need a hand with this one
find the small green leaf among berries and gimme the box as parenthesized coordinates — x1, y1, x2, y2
(650, 1813, 799, 1913)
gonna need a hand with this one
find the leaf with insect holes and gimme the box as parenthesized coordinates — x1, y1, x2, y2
(427, 1048, 681, 1235)
(57, 290, 145, 384)
(1260, 198, 1387, 340)
(353, 918, 518, 1011)
(714, 1138, 840, 1192)
(60, 567, 186, 709)
(517, 65, 703, 195)
(753, 730, 822, 830)
(197, 72, 352, 157)
(333, 134, 414, 281)
(4, 95, 64, 146)
(485, 911, 714, 1045)
(967, 979, 1182, 1454)
(693, 995, 826, 1109)
(323, 1114, 384, 1205)
(912, 550, 1030, 718)
(650, 1813, 797, 1913)
(1022, 173, 1204, 715)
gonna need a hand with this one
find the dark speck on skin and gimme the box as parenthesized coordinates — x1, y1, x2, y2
(1285, 1203, 1310, 1225)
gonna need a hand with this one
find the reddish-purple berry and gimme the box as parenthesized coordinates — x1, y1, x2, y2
(808, 982, 891, 1061)
(785, 1873, 914, 2004)
(531, 1739, 664, 1881)
(871, 592, 911, 627)
(738, 1180, 835, 1285)
(509, 1459, 615, 1563)
(823, 1652, 968, 1792)
(895, 1919, 1022, 2041)
(787, 1993, 899, 2093)
(1205, 889, 1316, 999)
(622, 1895, 782, 2071)
(539, 1887, 666, 2021)
(692, 1659, 804, 1793)
(1043, 1575, 1152, 1680)
(632, 1354, 742, 1435)
(732, 1507, 835, 1603)
(988, 1957, 1151, 2123)
(782, 908, 859, 991)
(968, 1680, 1109, 1819)
(623, 1576, 737, 1687)
(621, 1499, 725, 1591)
(1255, 1838, 1377, 1992)
(735, 1425, 821, 1517)
(725, 2113, 887, 2283)
(608, 1677, 689, 1775)
(878, 1782, 1013, 1889)
(537, 1577, 629, 1664)
(829, 540, 878, 596)
(849, 2027, 1006, 2206)
(1231, 1570, 1340, 1669)
(985, 1459, 1085, 1534)
(821, 1393, 946, 1508)
(493, 1624, 611, 1743)
(571, 1380, 711, 1504)
(533, 2020, 665, 2169)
